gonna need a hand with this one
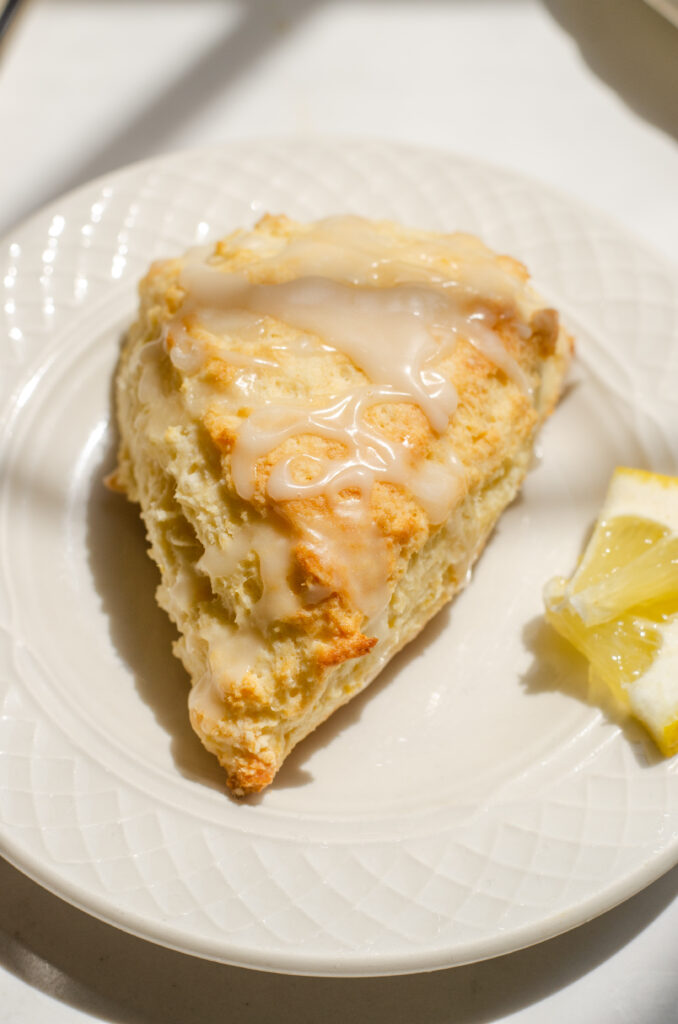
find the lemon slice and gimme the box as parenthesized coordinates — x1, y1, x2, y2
(544, 467, 678, 756)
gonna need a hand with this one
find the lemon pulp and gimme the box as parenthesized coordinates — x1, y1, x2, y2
(544, 469, 678, 756)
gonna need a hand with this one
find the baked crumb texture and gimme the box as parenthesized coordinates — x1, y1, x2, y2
(114, 214, 573, 794)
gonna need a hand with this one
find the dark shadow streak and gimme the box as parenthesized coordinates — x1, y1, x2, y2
(1, 0, 319, 236)
(541, 0, 678, 142)
(0, 852, 676, 1024)
(0, 0, 24, 48)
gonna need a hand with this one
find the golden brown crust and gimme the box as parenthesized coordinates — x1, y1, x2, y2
(115, 214, 573, 794)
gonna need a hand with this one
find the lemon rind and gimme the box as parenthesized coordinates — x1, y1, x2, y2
(625, 615, 678, 753)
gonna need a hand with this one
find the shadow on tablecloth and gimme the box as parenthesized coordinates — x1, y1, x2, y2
(1, 855, 676, 1024)
(542, 0, 678, 142)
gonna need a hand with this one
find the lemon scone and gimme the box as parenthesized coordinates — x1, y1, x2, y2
(113, 214, 573, 794)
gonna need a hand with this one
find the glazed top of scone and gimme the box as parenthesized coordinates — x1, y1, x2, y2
(134, 214, 562, 636)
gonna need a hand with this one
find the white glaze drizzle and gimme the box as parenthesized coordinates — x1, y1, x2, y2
(231, 386, 461, 525)
(198, 518, 300, 625)
(161, 217, 536, 634)
(178, 268, 530, 415)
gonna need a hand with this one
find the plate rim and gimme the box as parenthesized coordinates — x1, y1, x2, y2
(2, 826, 678, 977)
(3, 134, 677, 278)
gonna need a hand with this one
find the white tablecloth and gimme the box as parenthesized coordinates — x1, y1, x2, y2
(1, 2, 676, 1021)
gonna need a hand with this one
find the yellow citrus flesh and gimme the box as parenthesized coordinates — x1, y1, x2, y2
(544, 468, 678, 756)
(570, 517, 678, 626)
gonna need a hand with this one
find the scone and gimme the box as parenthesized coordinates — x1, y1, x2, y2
(113, 214, 572, 795)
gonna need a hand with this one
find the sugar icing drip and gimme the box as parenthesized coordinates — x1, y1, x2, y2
(163, 217, 534, 626)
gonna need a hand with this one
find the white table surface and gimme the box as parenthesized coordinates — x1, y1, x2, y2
(1, 1, 677, 1021)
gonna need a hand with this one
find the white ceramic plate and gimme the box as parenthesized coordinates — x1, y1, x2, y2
(1, 140, 677, 977)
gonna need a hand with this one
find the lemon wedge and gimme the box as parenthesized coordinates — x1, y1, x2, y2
(544, 467, 678, 756)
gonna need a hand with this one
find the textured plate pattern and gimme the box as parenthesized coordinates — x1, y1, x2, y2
(1, 140, 677, 976)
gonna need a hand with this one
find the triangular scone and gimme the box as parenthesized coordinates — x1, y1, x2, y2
(114, 215, 572, 795)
